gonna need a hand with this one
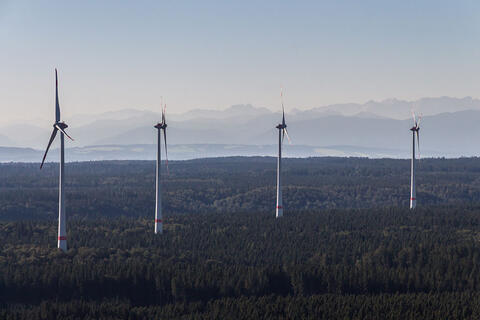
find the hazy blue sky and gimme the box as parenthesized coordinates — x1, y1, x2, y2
(1, 0, 480, 124)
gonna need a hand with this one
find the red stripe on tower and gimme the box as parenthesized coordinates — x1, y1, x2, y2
(276, 206, 283, 209)
(58, 236, 66, 240)
(410, 198, 416, 200)
(155, 219, 163, 223)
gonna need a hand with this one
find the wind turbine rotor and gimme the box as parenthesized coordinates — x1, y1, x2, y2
(54, 124, 74, 141)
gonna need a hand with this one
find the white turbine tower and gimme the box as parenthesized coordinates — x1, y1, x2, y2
(154, 100, 168, 234)
(410, 111, 421, 209)
(276, 90, 291, 218)
(40, 69, 74, 251)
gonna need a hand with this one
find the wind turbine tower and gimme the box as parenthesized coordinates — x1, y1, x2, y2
(410, 112, 421, 209)
(276, 90, 290, 218)
(40, 69, 74, 251)
(154, 100, 168, 234)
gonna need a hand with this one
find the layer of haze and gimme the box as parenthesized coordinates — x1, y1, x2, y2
(1, 0, 480, 126)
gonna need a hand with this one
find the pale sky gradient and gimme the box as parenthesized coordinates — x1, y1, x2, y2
(1, 0, 480, 125)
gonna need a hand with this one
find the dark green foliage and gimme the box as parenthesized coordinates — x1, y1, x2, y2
(1, 207, 480, 318)
(2, 157, 480, 220)
(2, 157, 480, 318)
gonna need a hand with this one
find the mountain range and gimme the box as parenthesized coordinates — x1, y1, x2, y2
(1, 96, 480, 161)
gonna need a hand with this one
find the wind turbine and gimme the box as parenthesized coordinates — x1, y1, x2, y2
(40, 69, 74, 251)
(154, 99, 168, 234)
(276, 90, 291, 218)
(410, 111, 421, 209)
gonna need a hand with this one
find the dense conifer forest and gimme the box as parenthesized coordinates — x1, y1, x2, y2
(2, 157, 480, 319)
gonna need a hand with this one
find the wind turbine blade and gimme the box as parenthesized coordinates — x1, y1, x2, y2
(160, 98, 163, 123)
(417, 130, 421, 159)
(417, 114, 422, 127)
(280, 88, 286, 125)
(55, 124, 74, 141)
(55, 69, 60, 123)
(40, 128, 58, 169)
(163, 128, 169, 174)
(163, 102, 168, 173)
(284, 128, 292, 144)
(163, 102, 166, 124)
(411, 109, 417, 127)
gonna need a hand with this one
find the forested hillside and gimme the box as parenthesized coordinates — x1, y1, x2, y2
(2, 157, 480, 319)
(1, 157, 480, 220)
(3, 208, 480, 318)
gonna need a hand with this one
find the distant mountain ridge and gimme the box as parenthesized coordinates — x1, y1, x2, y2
(175, 104, 272, 121)
(1, 97, 480, 158)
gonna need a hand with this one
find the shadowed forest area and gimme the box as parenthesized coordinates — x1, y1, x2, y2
(2, 157, 480, 319)
(1, 157, 480, 220)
